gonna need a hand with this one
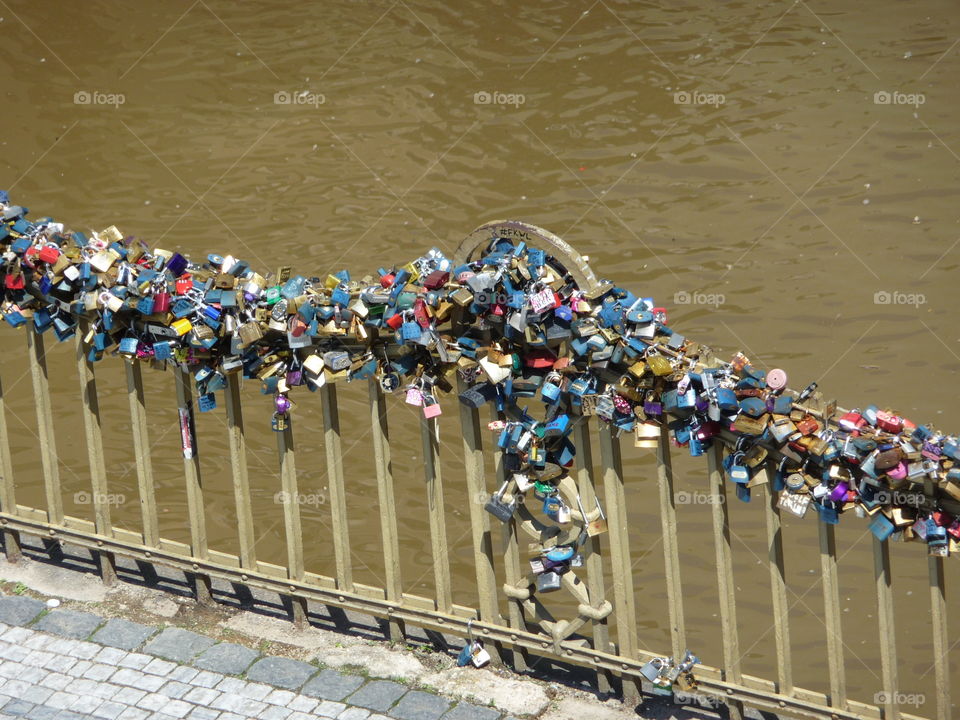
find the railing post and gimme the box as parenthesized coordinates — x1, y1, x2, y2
(656, 421, 686, 661)
(491, 406, 529, 672)
(762, 461, 792, 696)
(173, 367, 212, 605)
(573, 417, 612, 694)
(27, 326, 63, 525)
(420, 412, 452, 614)
(597, 422, 640, 706)
(369, 379, 404, 642)
(457, 377, 501, 663)
(75, 320, 116, 585)
(707, 442, 744, 720)
(277, 414, 308, 626)
(819, 520, 847, 710)
(125, 358, 159, 548)
(924, 476, 951, 720)
(874, 536, 899, 720)
(0, 369, 21, 562)
(320, 384, 353, 592)
(225, 373, 256, 571)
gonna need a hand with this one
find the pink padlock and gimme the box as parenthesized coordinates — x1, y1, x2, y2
(766, 368, 788, 392)
(887, 461, 908, 481)
(405, 388, 423, 406)
(423, 402, 442, 419)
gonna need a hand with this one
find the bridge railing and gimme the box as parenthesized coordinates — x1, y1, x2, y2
(0, 223, 951, 720)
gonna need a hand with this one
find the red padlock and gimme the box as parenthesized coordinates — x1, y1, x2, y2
(4, 274, 25, 290)
(175, 274, 192, 294)
(152, 291, 171, 313)
(876, 410, 903, 434)
(385, 313, 404, 330)
(38, 245, 61, 264)
(838, 411, 866, 433)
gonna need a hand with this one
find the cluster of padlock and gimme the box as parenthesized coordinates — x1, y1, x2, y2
(2, 193, 959, 561)
(640, 650, 701, 695)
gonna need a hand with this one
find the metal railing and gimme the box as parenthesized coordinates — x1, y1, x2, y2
(0, 221, 951, 720)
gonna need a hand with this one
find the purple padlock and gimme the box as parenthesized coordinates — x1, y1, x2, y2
(829, 481, 849, 503)
(286, 370, 303, 386)
(644, 400, 662, 416)
(275, 394, 292, 414)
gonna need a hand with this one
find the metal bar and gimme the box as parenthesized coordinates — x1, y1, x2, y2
(277, 414, 307, 625)
(491, 406, 528, 672)
(818, 521, 847, 710)
(125, 358, 158, 548)
(225, 374, 256, 571)
(320, 383, 353, 592)
(573, 417, 612, 695)
(0, 367, 21, 561)
(0, 508, 919, 720)
(75, 320, 116, 584)
(597, 422, 640, 706)
(762, 462, 793, 696)
(456, 377, 501, 663)
(874, 536, 900, 720)
(421, 412, 452, 614)
(27, 327, 63, 525)
(656, 421, 686, 660)
(922, 474, 950, 720)
(173, 367, 211, 604)
(707, 442, 744, 720)
(368, 379, 404, 642)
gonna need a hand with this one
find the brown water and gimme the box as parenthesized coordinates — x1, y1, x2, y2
(1, 0, 959, 710)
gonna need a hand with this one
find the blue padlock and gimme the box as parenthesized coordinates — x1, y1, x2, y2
(153, 341, 173, 360)
(119, 337, 138, 356)
(869, 513, 895, 541)
(541, 381, 562, 405)
(198, 393, 217, 412)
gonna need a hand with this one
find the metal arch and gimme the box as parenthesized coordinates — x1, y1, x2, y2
(454, 220, 599, 293)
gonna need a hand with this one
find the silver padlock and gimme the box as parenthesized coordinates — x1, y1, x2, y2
(536, 570, 562, 593)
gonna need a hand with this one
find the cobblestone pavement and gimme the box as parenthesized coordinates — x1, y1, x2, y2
(0, 596, 515, 720)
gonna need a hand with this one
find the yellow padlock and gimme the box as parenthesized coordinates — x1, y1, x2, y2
(171, 318, 192, 336)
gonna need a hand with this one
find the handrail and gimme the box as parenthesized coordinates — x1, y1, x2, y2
(0, 195, 954, 720)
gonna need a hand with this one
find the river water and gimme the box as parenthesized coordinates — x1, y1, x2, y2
(1, 0, 958, 710)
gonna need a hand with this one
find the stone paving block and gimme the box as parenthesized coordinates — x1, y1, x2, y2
(0, 597, 45, 627)
(337, 710, 371, 720)
(312, 700, 346, 719)
(157, 681, 191, 700)
(441, 704, 501, 720)
(91, 702, 125, 720)
(64, 641, 101, 660)
(143, 629, 214, 663)
(38, 673, 71, 692)
(116, 709, 150, 720)
(286, 696, 317, 713)
(143, 658, 178, 676)
(185, 709, 219, 720)
(2, 699, 35, 716)
(259, 707, 292, 720)
(112, 687, 145, 706)
(1, 681, 28, 699)
(168, 666, 198, 684)
(34, 610, 103, 641)
(190, 671, 223, 688)
(93, 620, 156, 653)
(82, 663, 116, 682)
(26, 708, 58, 720)
(347, 680, 407, 712)
(41, 655, 75, 674)
(245, 657, 317, 691)
(193, 643, 259, 676)
(238, 682, 271, 702)
(20, 687, 53, 706)
(54, 711, 90, 720)
(388, 690, 450, 720)
(301, 669, 365, 702)
(183, 688, 219, 706)
(117, 653, 151, 671)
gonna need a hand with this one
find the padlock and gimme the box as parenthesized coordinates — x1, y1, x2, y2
(536, 570, 562, 593)
(640, 658, 666, 683)
(484, 481, 516, 522)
